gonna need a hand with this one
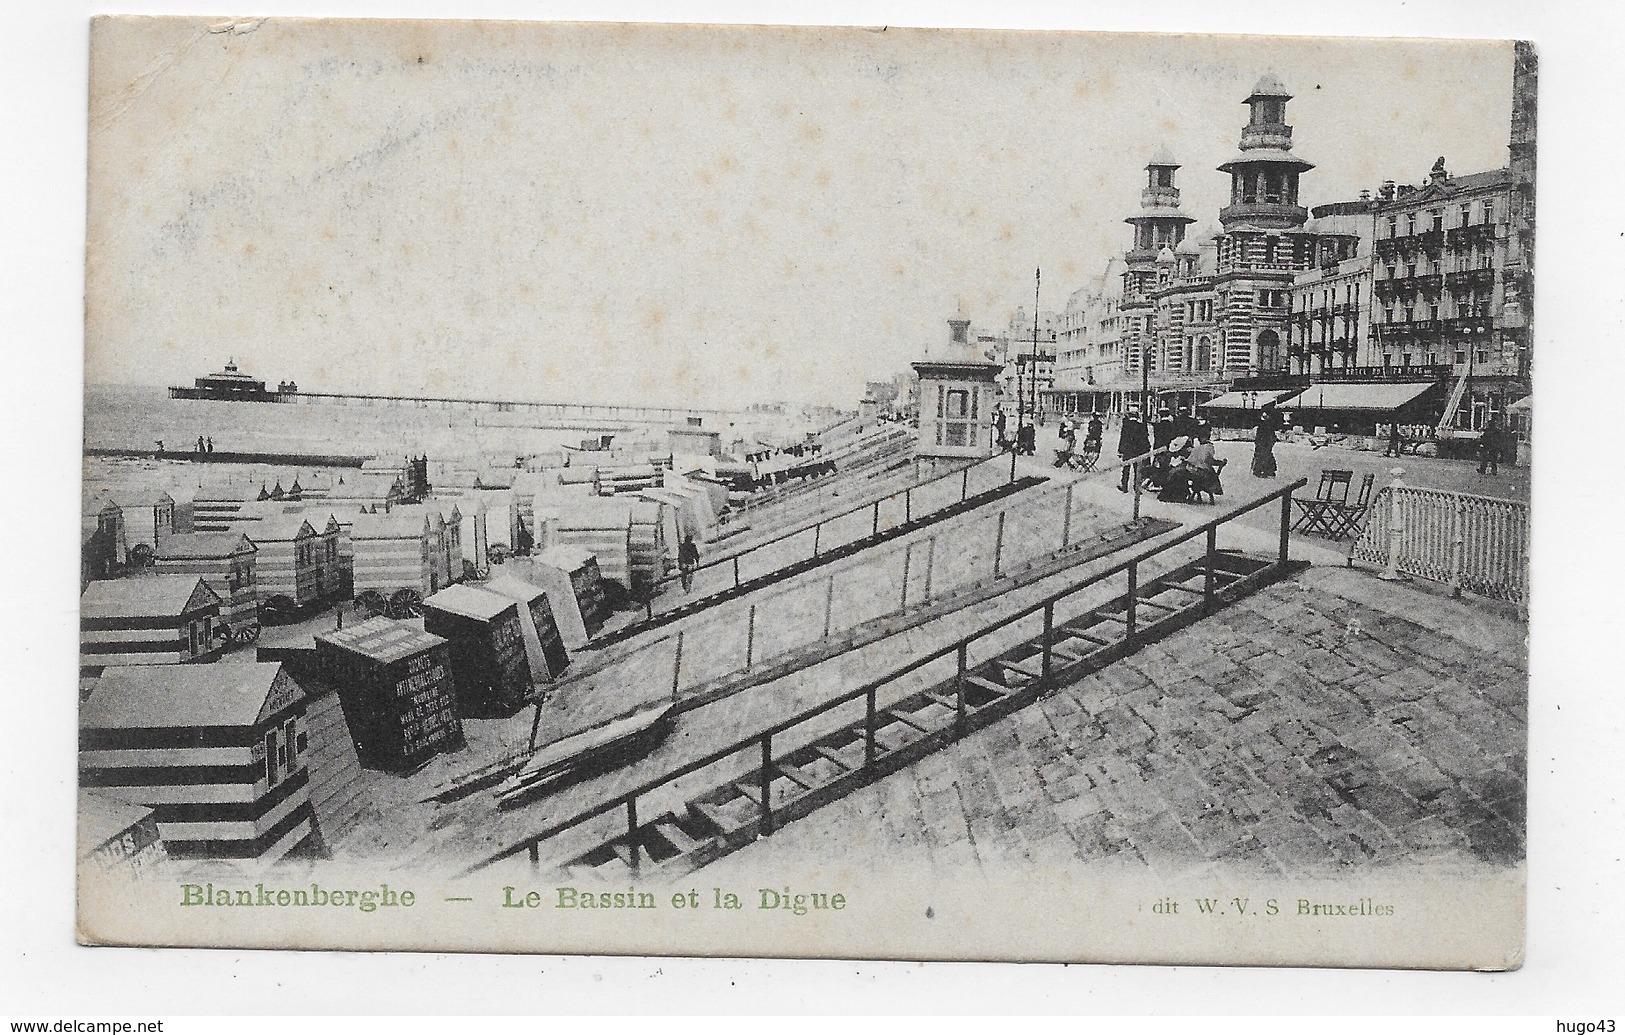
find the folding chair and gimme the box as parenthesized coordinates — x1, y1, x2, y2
(1075, 444, 1101, 472)
(1291, 469, 1354, 536)
(1321, 472, 1376, 541)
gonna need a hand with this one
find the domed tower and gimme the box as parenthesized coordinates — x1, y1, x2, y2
(1126, 148, 1198, 265)
(1218, 73, 1314, 229)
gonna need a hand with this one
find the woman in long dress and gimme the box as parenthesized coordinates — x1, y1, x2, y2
(1251, 404, 1281, 478)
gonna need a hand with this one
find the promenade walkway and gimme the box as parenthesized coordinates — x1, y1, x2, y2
(705, 563, 1525, 879)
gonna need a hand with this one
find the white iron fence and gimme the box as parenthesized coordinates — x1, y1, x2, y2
(1351, 485, 1528, 603)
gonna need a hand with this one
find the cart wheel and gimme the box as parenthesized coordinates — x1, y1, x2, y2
(128, 543, 155, 569)
(472, 566, 492, 581)
(260, 595, 298, 626)
(241, 622, 261, 644)
(216, 624, 236, 646)
(354, 590, 388, 619)
(388, 589, 423, 619)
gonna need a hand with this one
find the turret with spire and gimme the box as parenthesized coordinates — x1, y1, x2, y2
(1218, 72, 1315, 229)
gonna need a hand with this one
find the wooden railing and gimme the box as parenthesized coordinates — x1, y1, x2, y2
(474, 477, 1307, 873)
(1350, 484, 1528, 603)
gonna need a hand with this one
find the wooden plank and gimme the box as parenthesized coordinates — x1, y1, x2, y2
(692, 800, 744, 835)
(776, 762, 820, 790)
(997, 658, 1043, 679)
(814, 745, 858, 771)
(964, 674, 1014, 697)
(1059, 624, 1115, 645)
(887, 709, 937, 734)
(653, 820, 705, 855)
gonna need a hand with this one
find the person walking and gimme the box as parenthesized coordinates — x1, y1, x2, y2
(1084, 415, 1103, 452)
(1477, 418, 1503, 476)
(1383, 421, 1403, 458)
(1251, 404, 1282, 478)
(197, 435, 206, 454)
(1117, 406, 1150, 493)
(206, 436, 214, 453)
(678, 535, 700, 593)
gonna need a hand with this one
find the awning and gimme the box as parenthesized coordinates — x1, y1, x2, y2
(1276, 382, 1435, 412)
(1506, 395, 1532, 412)
(1200, 388, 1304, 410)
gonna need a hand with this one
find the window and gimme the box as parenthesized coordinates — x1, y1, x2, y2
(1429, 304, 1439, 321)
(1387, 215, 1398, 237)
(1402, 353, 1413, 366)
(1455, 349, 1467, 364)
(265, 730, 280, 787)
(1431, 210, 1443, 232)
(1476, 349, 1489, 365)
(1481, 200, 1494, 224)
(1406, 214, 1417, 235)
(1383, 353, 1393, 367)
(1460, 204, 1471, 227)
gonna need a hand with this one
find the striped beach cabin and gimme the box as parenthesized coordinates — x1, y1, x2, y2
(79, 663, 317, 861)
(192, 481, 258, 532)
(235, 510, 325, 613)
(351, 510, 439, 600)
(80, 575, 222, 674)
(153, 532, 258, 635)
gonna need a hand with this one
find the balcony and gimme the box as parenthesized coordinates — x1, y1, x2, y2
(1443, 317, 1493, 338)
(1374, 238, 1401, 261)
(1219, 201, 1308, 227)
(1445, 267, 1495, 290)
(1397, 273, 1444, 297)
(1416, 229, 1445, 252)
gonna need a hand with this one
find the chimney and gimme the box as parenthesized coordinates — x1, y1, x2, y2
(948, 318, 971, 347)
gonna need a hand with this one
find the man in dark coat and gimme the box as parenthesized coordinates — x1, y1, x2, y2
(1117, 406, 1150, 493)
(1152, 407, 1179, 477)
(1477, 418, 1504, 476)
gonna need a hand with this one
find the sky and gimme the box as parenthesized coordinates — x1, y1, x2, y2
(85, 19, 1515, 408)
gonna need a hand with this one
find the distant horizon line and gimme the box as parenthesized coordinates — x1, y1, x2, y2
(85, 380, 858, 414)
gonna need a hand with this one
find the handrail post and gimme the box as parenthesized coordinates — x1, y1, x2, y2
(1450, 496, 1466, 598)
(822, 573, 836, 637)
(872, 500, 880, 536)
(1042, 603, 1054, 684)
(1126, 561, 1138, 639)
(865, 687, 877, 767)
(528, 841, 540, 873)
(1061, 483, 1074, 549)
(955, 643, 967, 728)
(626, 798, 639, 873)
(1204, 528, 1217, 613)
(759, 736, 774, 834)
(670, 630, 684, 696)
(732, 555, 741, 589)
(899, 542, 911, 610)
(1278, 489, 1291, 565)
(924, 536, 936, 603)
(1379, 468, 1409, 582)
(745, 604, 756, 670)
(905, 487, 912, 524)
(993, 511, 1006, 578)
(962, 467, 969, 502)
(812, 522, 821, 557)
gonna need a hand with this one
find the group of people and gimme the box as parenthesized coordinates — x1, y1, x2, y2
(992, 408, 1039, 457)
(1051, 414, 1104, 467)
(1115, 405, 1224, 503)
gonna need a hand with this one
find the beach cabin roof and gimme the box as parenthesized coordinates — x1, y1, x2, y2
(536, 545, 596, 571)
(317, 616, 446, 664)
(350, 510, 433, 540)
(81, 575, 219, 620)
(243, 511, 317, 544)
(154, 532, 256, 561)
(423, 584, 517, 622)
(77, 789, 158, 859)
(483, 574, 549, 607)
(82, 662, 302, 731)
